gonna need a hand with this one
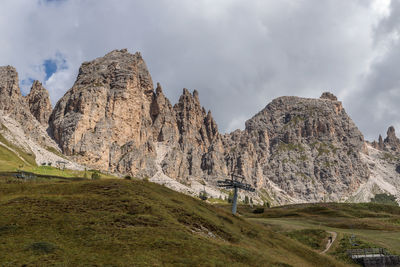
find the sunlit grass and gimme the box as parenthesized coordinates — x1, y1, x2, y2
(0, 178, 344, 266)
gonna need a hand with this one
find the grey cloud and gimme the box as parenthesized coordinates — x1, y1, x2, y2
(0, 0, 396, 138)
(345, 0, 400, 140)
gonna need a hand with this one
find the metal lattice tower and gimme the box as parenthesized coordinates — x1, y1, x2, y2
(217, 174, 255, 215)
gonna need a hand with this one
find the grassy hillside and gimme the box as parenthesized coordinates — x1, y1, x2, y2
(0, 133, 36, 171)
(0, 133, 115, 179)
(231, 203, 400, 265)
(0, 177, 344, 266)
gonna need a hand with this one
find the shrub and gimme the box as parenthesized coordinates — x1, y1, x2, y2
(27, 241, 56, 254)
(370, 193, 399, 206)
(253, 207, 265, 214)
(91, 171, 101, 180)
(199, 190, 208, 201)
(124, 175, 132, 180)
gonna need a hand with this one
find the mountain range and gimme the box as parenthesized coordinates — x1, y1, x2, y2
(0, 49, 399, 205)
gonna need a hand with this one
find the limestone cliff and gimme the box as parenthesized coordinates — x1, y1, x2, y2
(46, 50, 381, 204)
(49, 49, 157, 176)
(0, 66, 56, 148)
(0, 66, 76, 168)
(223, 94, 369, 203)
(49, 49, 227, 181)
(25, 80, 52, 126)
(364, 126, 400, 203)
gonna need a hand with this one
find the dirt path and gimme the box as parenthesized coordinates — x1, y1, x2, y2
(321, 231, 337, 254)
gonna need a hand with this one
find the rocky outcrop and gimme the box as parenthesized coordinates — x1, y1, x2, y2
(150, 82, 179, 144)
(223, 93, 369, 202)
(4, 50, 398, 205)
(0, 66, 21, 114)
(49, 49, 229, 181)
(49, 49, 157, 176)
(320, 92, 338, 101)
(352, 144, 400, 204)
(25, 80, 52, 126)
(0, 66, 57, 148)
(372, 126, 400, 153)
(160, 88, 227, 182)
(48, 51, 373, 204)
(384, 126, 400, 152)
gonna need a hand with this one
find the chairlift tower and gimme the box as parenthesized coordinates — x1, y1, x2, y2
(217, 174, 255, 215)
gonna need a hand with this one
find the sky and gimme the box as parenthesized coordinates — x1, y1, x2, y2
(0, 0, 399, 140)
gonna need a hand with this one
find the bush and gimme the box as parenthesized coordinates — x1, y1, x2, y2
(370, 193, 399, 206)
(27, 241, 56, 254)
(124, 175, 132, 180)
(253, 207, 265, 214)
(199, 190, 208, 201)
(91, 171, 101, 180)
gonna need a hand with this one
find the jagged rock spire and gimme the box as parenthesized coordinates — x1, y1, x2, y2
(378, 134, 384, 150)
(25, 80, 52, 126)
(384, 126, 400, 151)
(0, 66, 22, 112)
(0, 66, 57, 148)
(49, 49, 155, 174)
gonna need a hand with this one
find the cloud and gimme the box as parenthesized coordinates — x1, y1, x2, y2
(0, 0, 398, 140)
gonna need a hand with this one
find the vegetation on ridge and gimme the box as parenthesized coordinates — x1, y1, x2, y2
(0, 177, 344, 266)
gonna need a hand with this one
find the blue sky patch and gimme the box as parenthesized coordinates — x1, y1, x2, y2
(43, 59, 58, 80)
(43, 52, 68, 80)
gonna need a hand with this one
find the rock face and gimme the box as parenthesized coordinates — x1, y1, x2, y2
(25, 80, 52, 126)
(49, 49, 157, 176)
(49, 49, 227, 180)
(384, 126, 400, 152)
(48, 51, 372, 204)
(0, 66, 21, 114)
(6, 50, 394, 204)
(0, 66, 55, 148)
(366, 127, 400, 204)
(161, 88, 227, 183)
(320, 92, 338, 101)
(372, 126, 400, 153)
(223, 93, 369, 202)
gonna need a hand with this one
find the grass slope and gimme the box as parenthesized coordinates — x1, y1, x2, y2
(234, 203, 400, 265)
(0, 133, 115, 179)
(0, 178, 344, 266)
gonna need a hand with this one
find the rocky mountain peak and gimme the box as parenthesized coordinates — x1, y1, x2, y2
(174, 88, 216, 142)
(25, 80, 52, 126)
(49, 49, 155, 172)
(378, 134, 384, 150)
(0, 66, 22, 111)
(46, 49, 376, 205)
(0, 66, 58, 149)
(384, 126, 400, 151)
(320, 92, 338, 101)
(386, 126, 397, 141)
(155, 82, 163, 95)
(229, 94, 368, 202)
